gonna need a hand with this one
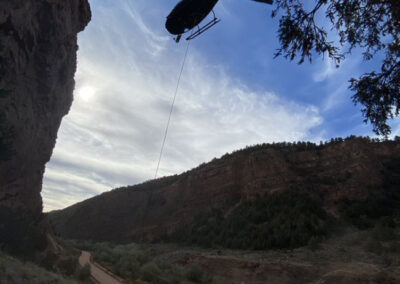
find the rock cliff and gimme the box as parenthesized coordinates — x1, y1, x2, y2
(49, 138, 400, 242)
(0, 0, 91, 251)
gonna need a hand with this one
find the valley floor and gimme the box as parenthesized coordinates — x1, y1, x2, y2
(68, 226, 400, 284)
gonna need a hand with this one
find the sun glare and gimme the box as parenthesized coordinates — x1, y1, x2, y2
(77, 86, 95, 102)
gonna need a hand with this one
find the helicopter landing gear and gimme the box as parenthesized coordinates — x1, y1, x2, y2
(186, 10, 220, 41)
(174, 34, 182, 43)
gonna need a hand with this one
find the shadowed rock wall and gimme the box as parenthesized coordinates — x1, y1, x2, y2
(0, 0, 91, 250)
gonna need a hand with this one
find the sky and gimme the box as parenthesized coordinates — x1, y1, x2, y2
(42, 0, 400, 211)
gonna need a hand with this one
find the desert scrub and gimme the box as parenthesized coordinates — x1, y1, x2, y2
(75, 263, 91, 281)
(65, 240, 213, 283)
(140, 261, 161, 282)
(185, 263, 204, 282)
(0, 251, 76, 284)
(67, 241, 152, 280)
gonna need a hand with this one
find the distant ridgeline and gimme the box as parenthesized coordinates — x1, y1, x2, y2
(49, 137, 400, 251)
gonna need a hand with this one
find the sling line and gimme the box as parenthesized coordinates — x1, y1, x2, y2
(154, 40, 191, 178)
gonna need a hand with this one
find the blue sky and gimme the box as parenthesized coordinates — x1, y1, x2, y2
(42, 0, 400, 211)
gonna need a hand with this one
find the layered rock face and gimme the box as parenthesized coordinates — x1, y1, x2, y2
(49, 138, 400, 242)
(0, 0, 90, 244)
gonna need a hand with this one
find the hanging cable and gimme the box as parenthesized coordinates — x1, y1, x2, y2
(154, 40, 191, 179)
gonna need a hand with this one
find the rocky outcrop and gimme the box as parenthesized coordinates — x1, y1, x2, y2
(0, 0, 91, 250)
(49, 138, 400, 242)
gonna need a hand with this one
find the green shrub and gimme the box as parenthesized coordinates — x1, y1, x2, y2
(185, 264, 203, 282)
(58, 257, 77, 276)
(140, 261, 161, 282)
(0, 251, 75, 284)
(75, 263, 91, 281)
(39, 252, 58, 271)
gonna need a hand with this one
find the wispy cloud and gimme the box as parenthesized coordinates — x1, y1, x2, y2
(313, 58, 338, 82)
(42, 0, 323, 211)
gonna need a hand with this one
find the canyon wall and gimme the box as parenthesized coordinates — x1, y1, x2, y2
(49, 138, 400, 242)
(0, 0, 91, 249)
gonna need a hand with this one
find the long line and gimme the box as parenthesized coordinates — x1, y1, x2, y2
(154, 41, 191, 179)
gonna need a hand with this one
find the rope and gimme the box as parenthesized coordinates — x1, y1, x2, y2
(154, 40, 191, 178)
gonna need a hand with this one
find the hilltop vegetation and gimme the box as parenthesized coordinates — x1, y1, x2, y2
(167, 190, 330, 250)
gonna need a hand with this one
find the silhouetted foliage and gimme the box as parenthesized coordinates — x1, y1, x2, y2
(273, 0, 400, 136)
(75, 263, 91, 281)
(0, 251, 74, 284)
(168, 190, 330, 250)
(58, 257, 77, 276)
(186, 264, 204, 282)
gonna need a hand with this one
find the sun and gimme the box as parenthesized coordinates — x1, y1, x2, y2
(77, 86, 95, 102)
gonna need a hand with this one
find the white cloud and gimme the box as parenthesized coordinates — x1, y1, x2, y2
(313, 58, 338, 82)
(322, 83, 348, 112)
(42, 0, 323, 211)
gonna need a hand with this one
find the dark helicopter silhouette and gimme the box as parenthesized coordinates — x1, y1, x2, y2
(166, 0, 273, 42)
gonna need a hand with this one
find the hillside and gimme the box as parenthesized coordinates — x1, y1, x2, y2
(49, 137, 400, 245)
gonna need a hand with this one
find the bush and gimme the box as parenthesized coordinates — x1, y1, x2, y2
(0, 251, 75, 284)
(58, 257, 77, 276)
(76, 263, 91, 281)
(140, 261, 161, 282)
(185, 264, 203, 282)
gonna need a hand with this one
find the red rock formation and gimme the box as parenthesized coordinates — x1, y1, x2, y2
(49, 138, 400, 242)
(0, 0, 91, 248)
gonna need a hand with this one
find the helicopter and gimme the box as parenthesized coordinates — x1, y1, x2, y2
(166, 0, 273, 42)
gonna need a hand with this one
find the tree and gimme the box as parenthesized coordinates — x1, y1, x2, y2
(272, 0, 400, 136)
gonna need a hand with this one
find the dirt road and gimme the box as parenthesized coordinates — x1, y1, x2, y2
(79, 251, 124, 284)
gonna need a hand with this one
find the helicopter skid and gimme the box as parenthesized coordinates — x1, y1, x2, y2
(186, 18, 221, 41)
